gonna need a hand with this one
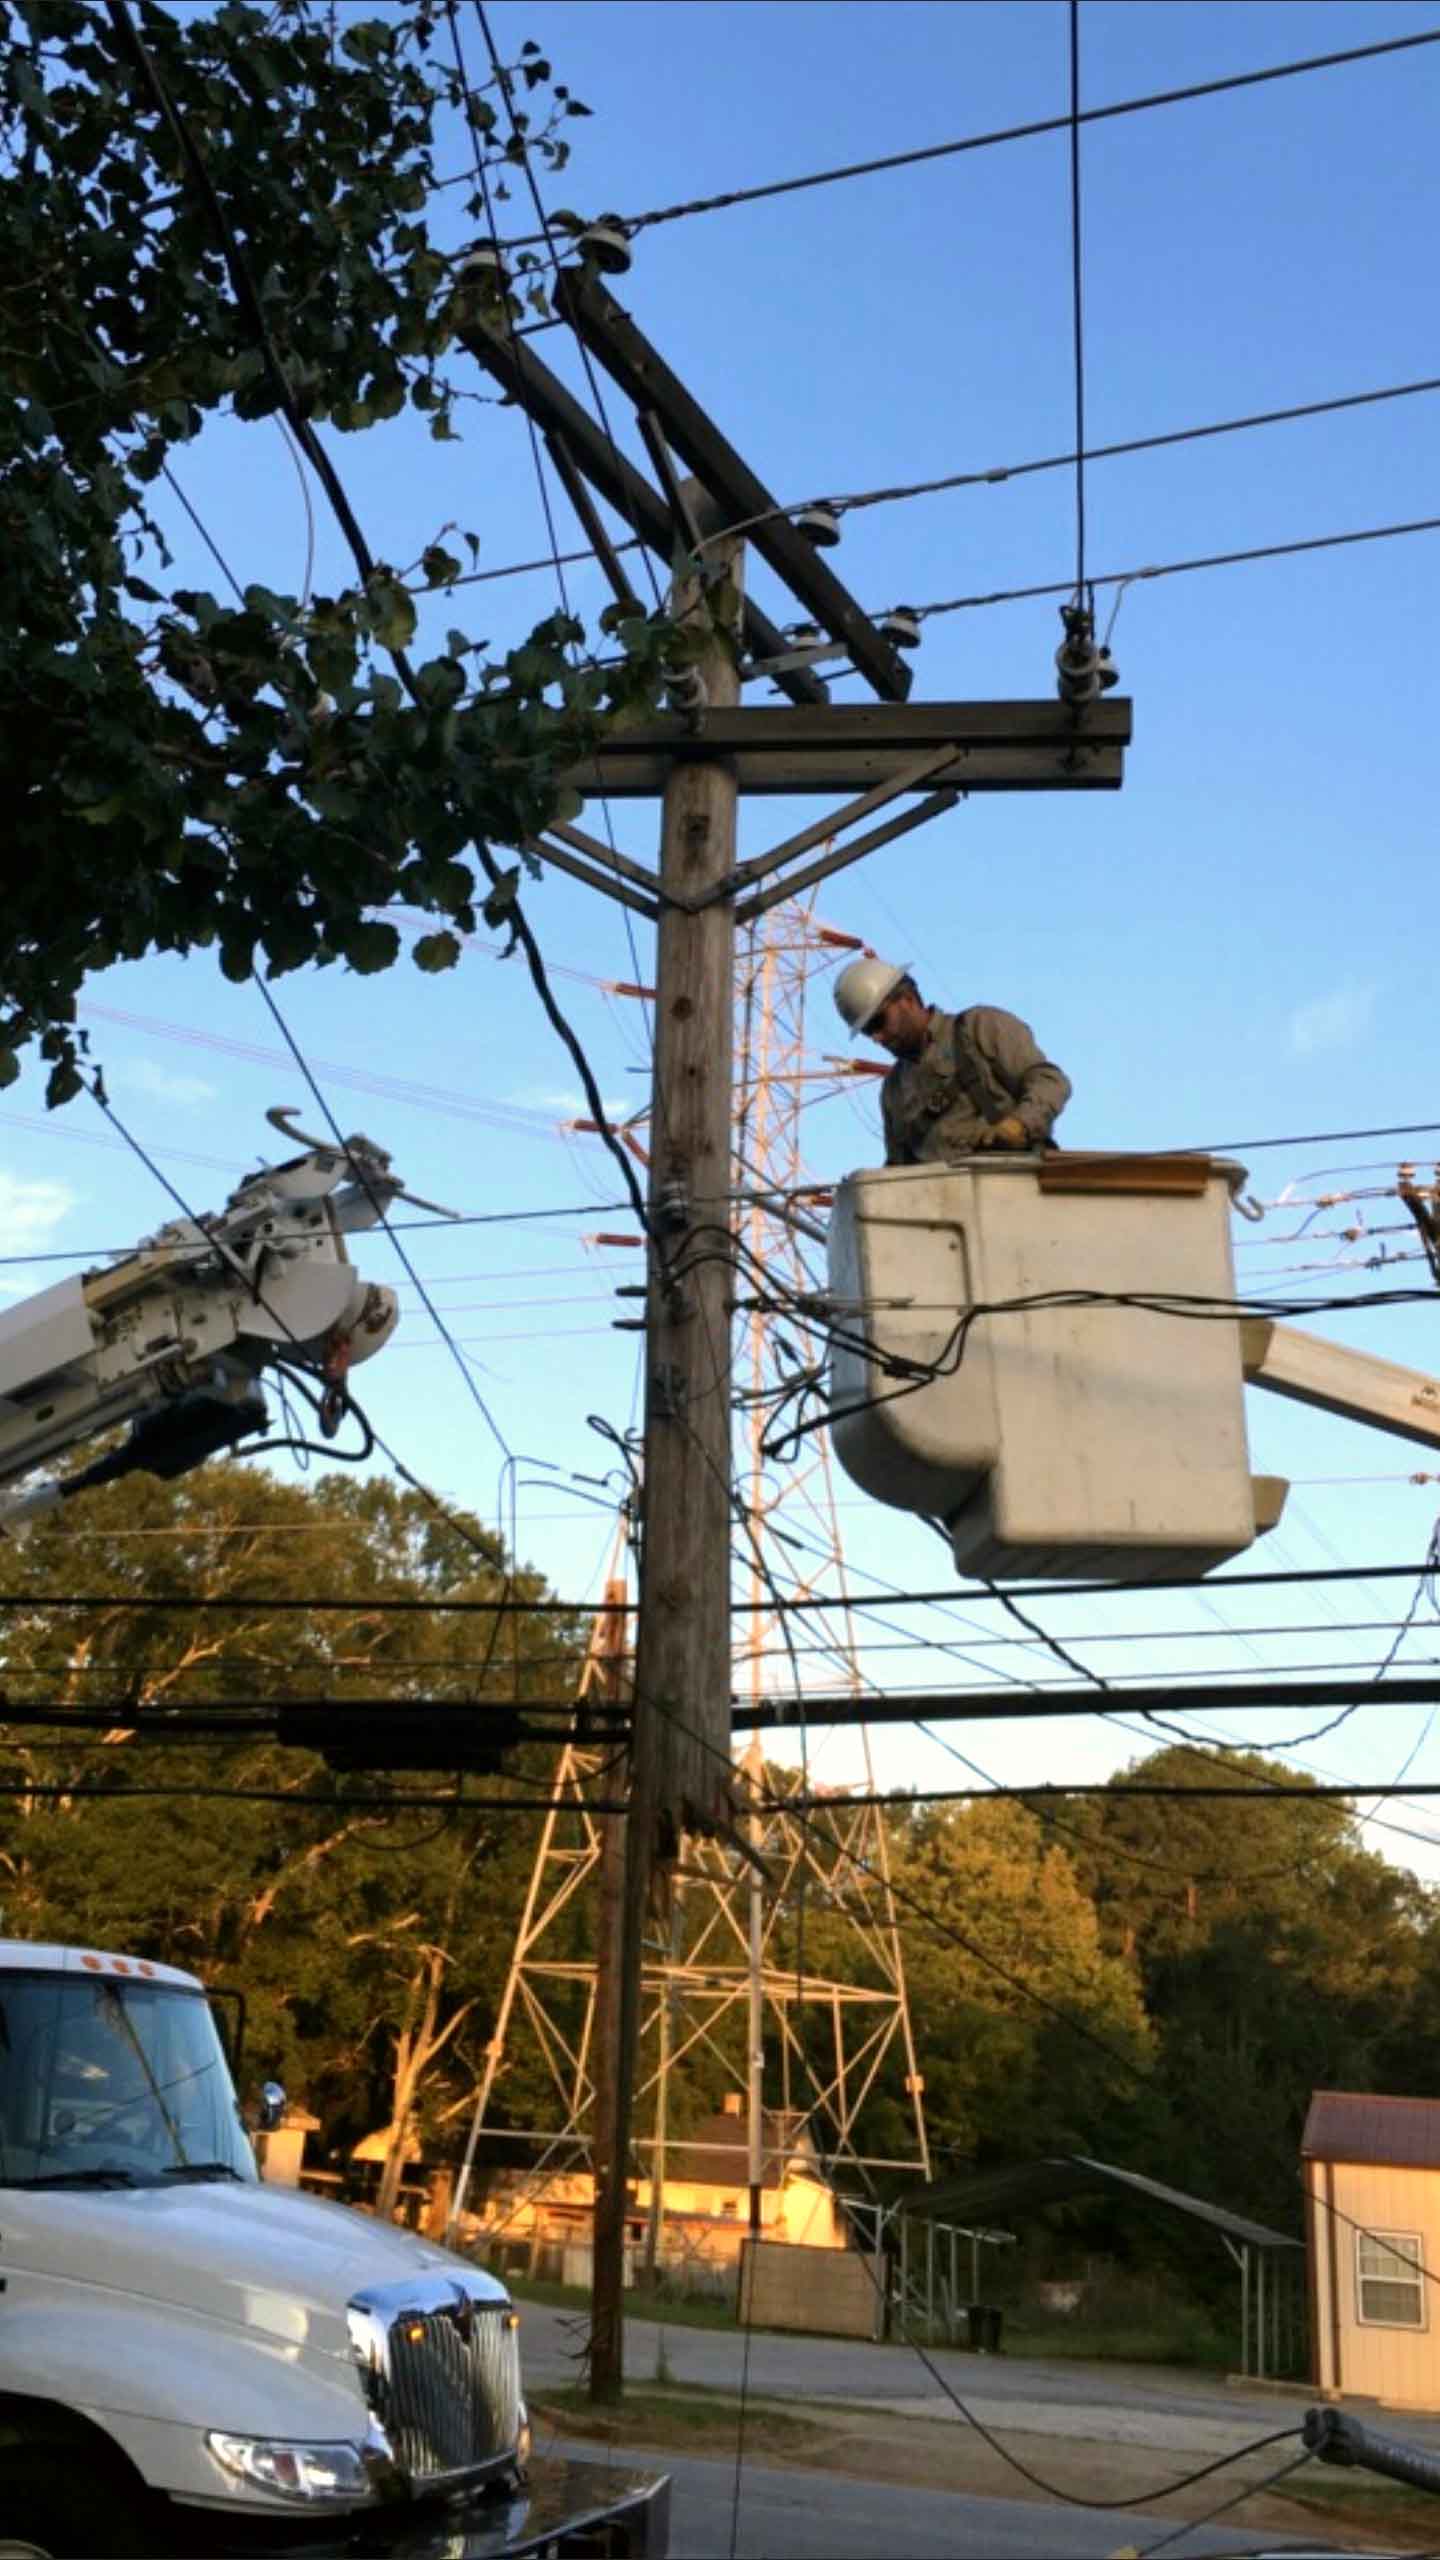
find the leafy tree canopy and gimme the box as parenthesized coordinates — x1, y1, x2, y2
(2, 0, 680, 1100)
(0, 1458, 584, 2167)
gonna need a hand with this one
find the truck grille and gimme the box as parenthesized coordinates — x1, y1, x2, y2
(348, 2272, 522, 2488)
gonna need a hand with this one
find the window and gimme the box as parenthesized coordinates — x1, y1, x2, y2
(1355, 2229, 1426, 2329)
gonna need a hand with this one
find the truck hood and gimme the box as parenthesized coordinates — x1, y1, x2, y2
(0, 2182, 504, 2363)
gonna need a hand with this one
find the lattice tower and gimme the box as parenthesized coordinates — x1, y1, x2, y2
(454, 908, 929, 2250)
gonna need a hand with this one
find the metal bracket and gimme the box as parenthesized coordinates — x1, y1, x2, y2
(652, 1361, 687, 1418)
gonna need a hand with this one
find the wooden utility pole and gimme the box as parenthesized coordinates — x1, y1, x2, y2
(746, 1741, 765, 2239)
(586, 1582, 635, 2401)
(461, 264, 1130, 2408)
(590, 501, 744, 2401)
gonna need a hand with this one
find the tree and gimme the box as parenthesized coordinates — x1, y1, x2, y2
(884, 1798, 1150, 2170)
(2, 0, 680, 1101)
(0, 1459, 585, 2189)
(1056, 1747, 1433, 2243)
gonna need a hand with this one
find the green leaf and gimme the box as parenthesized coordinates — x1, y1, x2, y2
(340, 920, 402, 974)
(413, 930, 462, 973)
(364, 572, 417, 652)
(420, 545, 462, 589)
(481, 867, 521, 931)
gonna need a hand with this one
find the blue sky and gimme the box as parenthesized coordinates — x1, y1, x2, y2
(8, 0, 1440, 1863)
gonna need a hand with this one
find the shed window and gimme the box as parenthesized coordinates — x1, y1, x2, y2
(1355, 2229, 1426, 2329)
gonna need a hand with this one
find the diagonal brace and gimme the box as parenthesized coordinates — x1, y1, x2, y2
(735, 787, 962, 926)
(720, 748, 968, 902)
(525, 832, 660, 922)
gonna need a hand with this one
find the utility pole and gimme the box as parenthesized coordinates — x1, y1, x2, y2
(459, 260, 1129, 2407)
(745, 1738, 765, 2240)
(583, 1582, 634, 2401)
(591, 496, 744, 2401)
(641, 1885, 681, 2289)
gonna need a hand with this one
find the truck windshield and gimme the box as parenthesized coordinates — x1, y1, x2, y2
(0, 1971, 256, 2187)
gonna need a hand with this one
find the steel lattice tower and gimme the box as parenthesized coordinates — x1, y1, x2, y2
(453, 906, 928, 2252)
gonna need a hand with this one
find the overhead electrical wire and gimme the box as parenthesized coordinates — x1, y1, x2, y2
(438, 370, 1440, 591)
(470, 25, 1440, 236)
(11, 1557, 1439, 1619)
(909, 511, 1440, 623)
(1066, 0, 1087, 606)
(253, 971, 515, 1465)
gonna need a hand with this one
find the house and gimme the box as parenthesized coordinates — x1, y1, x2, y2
(475, 2095, 848, 2289)
(1304, 2090, 1440, 2407)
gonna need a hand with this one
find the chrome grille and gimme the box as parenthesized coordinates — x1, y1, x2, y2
(348, 2273, 522, 2489)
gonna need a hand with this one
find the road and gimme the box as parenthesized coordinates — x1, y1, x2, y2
(555, 2443, 1335, 2558)
(519, 2302, 1366, 2458)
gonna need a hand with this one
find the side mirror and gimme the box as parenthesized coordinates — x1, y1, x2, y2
(257, 2081, 286, 2133)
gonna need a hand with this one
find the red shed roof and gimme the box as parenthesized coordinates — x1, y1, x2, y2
(1303, 2091, 1440, 2168)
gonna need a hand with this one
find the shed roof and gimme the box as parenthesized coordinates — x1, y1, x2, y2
(904, 2153, 1301, 2252)
(665, 2109, 825, 2193)
(1303, 2090, 1440, 2169)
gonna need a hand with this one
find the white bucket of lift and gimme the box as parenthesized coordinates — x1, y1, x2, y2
(826, 1152, 1284, 1583)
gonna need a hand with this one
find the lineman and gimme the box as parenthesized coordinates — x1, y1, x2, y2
(832, 957, 1071, 1166)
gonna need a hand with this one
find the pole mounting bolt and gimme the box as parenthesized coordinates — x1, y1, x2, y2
(652, 1362, 687, 1418)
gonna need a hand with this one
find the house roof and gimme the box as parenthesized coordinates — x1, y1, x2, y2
(664, 2109, 823, 2193)
(1303, 2090, 1440, 2169)
(905, 2154, 1301, 2253)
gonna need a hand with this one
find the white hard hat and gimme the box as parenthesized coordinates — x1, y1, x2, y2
(832, 955, 911, 1038)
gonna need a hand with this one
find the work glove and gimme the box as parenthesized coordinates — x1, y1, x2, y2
(974, 1115, 1030, 1150)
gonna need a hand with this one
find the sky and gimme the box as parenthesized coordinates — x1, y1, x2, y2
(8, 0, 1440, 1868)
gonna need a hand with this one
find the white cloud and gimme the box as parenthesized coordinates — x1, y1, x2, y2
(109, 1058, 218, 1109)
(520, 1089, 634, 1121)
(1288, 982, 1377, 1059)
(0, 1173, 77, 1250)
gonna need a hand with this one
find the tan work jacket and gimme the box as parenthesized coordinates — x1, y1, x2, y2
(881, 1005, 1072, 1166)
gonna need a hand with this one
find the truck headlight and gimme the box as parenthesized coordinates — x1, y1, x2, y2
(206, 2424, 391, 2505)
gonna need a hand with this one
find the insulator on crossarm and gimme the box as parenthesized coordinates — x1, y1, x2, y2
(663, 663, 707, 713)
(578, 214, 632, 275)
(793, 501, 841, 548)
(1055, 601, 1118, 704)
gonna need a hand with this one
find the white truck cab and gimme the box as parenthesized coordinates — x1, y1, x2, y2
(0, 1943, 667, 2559)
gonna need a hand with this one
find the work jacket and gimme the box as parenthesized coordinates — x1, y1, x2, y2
(881, 1005, 1072, 1166)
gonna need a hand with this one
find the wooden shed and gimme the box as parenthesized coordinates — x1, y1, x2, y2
(1304, 2090, 1440, 2407)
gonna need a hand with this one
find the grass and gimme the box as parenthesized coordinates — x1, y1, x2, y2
(1275, 2465, 1440, 2550)
(506, 2271, 1250, 2376)
(505, 2272, 739, 2331)
(532, 2381, 825, 2459)
(999, 2315, 1238, 2369)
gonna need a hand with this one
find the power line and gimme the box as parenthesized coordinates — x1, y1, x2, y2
(438, 371, 1440, 589)
(253, 973, 515, 1464)
(911, 511, 1440, 623)
(735, 1672, 1440, 1733)
(741, 1559, 1440, 1615)
(0, 1777, 625, 1810)
(482, 27, 1440, 239)
(6, 1558, 1436, 1618)
(792, 1777, 1440, 1810)
(1066, 0, 1087, 605)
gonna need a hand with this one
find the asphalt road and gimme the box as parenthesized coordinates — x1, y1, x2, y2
(519, 2303, 1343, 2452)
(594, 2444, 1335, 2559)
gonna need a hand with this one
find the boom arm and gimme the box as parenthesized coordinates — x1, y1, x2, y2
(0, 1110, 447, 1532)
(1241, 1318, 1440, 1454)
